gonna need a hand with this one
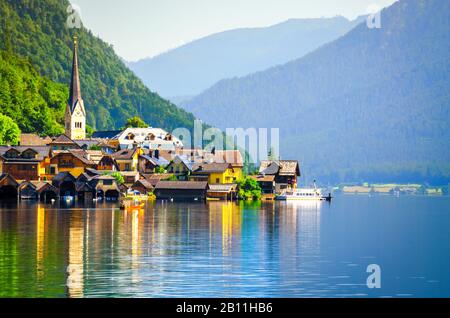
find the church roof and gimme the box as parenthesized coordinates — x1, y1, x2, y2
(50, 134, 78, 145)
(68, 37, 84, 114)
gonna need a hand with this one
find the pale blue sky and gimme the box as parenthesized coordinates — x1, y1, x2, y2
(70, 0, 397, 61)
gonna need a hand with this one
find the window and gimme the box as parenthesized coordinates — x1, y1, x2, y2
(22, 150, 37, 159)
(24, 165, 35, 171)
(104, 180, 113, 186)
(5, 150, 19, 158)
(216, 178, 220, 183)
(125, 163, 131, 171)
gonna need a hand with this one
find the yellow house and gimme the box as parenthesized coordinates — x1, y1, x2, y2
(112, 148, 143, 172)
(48, 150, 95, 178)
(190, 163, 242, 184)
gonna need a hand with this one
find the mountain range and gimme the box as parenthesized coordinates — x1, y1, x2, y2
(182, 0, 450, 184)
(128, 16, 365, 100)
(0, 0, 195, 132)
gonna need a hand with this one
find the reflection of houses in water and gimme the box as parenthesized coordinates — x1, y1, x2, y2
(208, 202, 242, 257)
(66, 210, 84, 298)
(131, 209, 143, 284)
(36, 205, 45, 280)
(281, 201, 322, 251)
(277, 201, 322, 287)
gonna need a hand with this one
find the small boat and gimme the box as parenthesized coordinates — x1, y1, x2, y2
(120, 198, 145, 210)
(125, 189, 148, 201)
(277, 181, 331, 201)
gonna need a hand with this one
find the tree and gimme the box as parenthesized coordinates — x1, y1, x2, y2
(236, 177, 262, 201)
(155, 165, 166, 173)
(86, 125, 94, 138)
(123, 116, 148, 128)
(0, 113, 20, 145)
(103, 171, 124, 185)
(89, 144, 101, 151)
(268, 146, 278, 161)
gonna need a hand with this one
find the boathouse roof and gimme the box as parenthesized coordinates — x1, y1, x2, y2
(155, 181, 209, 190)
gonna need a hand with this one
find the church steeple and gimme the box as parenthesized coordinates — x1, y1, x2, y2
(68, 36, 84, 114)
(65, 36, 86, 140)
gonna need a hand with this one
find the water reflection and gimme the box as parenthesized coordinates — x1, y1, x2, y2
(36, 205, 45, 281)
(0, 197, 449, 297)
(67, 210, 84, 297)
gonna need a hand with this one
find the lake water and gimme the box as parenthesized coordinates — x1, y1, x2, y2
(0, 195, 449, 298)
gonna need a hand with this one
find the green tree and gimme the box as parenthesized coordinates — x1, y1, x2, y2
(103, 171, 124, 185)
(123, 116, 148, 128)
(236, 177, 262, 201)
(89, 144, 101, 151)
(86, 125, 94, 138)
(0, 113, 20, 145)
(155, 165, 166, 173)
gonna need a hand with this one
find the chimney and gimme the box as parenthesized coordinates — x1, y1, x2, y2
(155, 149, 160, 159)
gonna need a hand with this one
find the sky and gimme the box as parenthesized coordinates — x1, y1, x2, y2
(70, 0, 397, 62)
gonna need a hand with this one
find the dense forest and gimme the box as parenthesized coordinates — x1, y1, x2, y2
(184, 0, 450, 184)
(0, 50, 66, 136)
(0, 0, 196, 133)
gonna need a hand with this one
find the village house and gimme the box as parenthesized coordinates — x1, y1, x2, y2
(32, 182, 59, 202)
(84, 175, 120, 200)
(154, 181, 209, 202)
(0, 173, 20, 200)
(166, 155, 194, 180)
(131, 179, 154, 195)
(111, 127, 183, 151)
(18, 181, 59, 201)
(52, 172, 77, 197)
(249, 174, 276, 200)
(19, 134, 52, 147)
(138, 149, 169, 174)
(141, 173, 175, 188)
(97, 155, 120, 171)
(258, 160, 300, 193)
(120, 171, 141, 187)
(49, 134, 82, 151)
(0, 146, 51, 181)
(112, 148, 143, 172)
(207, 183, 238, 201)
(190, 163, 242, 184)
(49, 149, 96, 178)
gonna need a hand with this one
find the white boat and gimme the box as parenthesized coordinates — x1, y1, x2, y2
(276, 181, 332, 201)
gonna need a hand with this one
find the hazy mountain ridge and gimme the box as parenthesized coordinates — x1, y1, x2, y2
(183, 0, 450, 184)
(129, 16, 366, 99)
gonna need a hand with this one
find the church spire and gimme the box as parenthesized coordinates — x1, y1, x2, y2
(68, 36, 83, 113)
(65, 36, 86, 140)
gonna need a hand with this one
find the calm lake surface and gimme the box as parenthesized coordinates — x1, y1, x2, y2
(0, 195, 449, 298)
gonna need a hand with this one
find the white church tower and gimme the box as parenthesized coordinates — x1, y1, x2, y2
(65, 36, 86, 140)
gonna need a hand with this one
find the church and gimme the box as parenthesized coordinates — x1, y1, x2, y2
(65, 36, 86, 140)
